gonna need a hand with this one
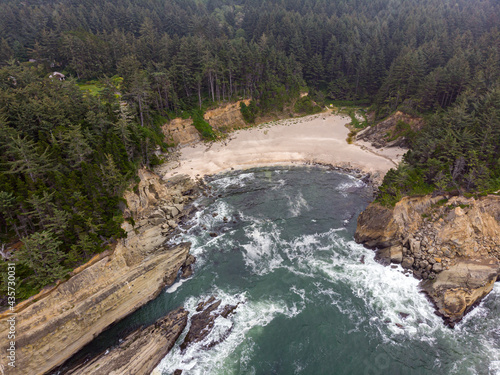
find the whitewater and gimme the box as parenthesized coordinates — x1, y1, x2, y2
(71, 167, 500, 375)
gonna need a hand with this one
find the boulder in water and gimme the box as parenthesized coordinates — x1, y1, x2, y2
(181, 297, 239, 351)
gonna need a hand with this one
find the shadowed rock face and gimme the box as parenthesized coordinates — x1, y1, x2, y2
(66, 307, 189, 375)
(355, 194, 500, 326)
(0, 170, 198, 375)
(357, 111, 424, 149)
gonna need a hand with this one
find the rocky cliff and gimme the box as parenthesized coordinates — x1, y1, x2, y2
(163, 117, 201, 145)
(357, 111, 424, 148)
(204, 100, 250, 132)
(66, 307, 189, 375)
(162, 100, 250, 146)
(0, 170, 198, 375)
(355, 194, 500, 326)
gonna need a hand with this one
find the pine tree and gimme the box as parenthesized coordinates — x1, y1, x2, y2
(5, 135, 54, 183)
(17, 230, 68, 286)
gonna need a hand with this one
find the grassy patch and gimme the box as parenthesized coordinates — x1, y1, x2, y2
(77, 81, 104, 96)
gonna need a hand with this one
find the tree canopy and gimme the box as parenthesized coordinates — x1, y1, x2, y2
(0, 0, 499, 299)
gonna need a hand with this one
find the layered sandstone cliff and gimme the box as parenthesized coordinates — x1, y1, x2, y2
(355, 194, 500, 326)
(204, 99, 250, 132)
(66, 307, 189, 375)
(0, 170, 198, 375)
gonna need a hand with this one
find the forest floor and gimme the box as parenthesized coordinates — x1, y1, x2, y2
(159, 111, 406, 185)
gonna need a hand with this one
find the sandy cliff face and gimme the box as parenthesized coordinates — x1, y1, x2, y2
(163, 117, 201, 145)
(204, 100, 250, 131)
(0, 170, 198, 375)
(355, 195, 500, 326)
(162, 100, 251, 146)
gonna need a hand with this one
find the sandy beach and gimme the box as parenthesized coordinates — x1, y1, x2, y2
(160, 112, 406, 184)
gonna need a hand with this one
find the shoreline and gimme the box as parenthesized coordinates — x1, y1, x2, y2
(157, 112, 406, 186)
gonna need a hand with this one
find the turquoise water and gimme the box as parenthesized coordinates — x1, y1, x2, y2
(69, 167, 500, 374)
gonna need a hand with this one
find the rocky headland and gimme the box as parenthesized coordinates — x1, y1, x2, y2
(355, 194, 500, 327)
(0, 169, 199, 375)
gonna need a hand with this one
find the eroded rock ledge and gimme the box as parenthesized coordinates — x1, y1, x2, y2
(66, 307, 189, 375)
(355, 194, 500, 327)
(0, 169, 199, 374)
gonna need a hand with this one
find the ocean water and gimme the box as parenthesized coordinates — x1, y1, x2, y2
(70, 167, 500, 375)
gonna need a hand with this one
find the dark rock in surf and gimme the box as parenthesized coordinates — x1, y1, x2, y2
(181, 297, 239, 352)
(399, 312, 410, 320)
(180, 255, 196, 279)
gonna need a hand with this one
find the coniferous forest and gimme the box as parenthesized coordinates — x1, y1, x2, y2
(0, 0, 499, 300)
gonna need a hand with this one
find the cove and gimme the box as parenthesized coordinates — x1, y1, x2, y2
(63, 167, 500, 375)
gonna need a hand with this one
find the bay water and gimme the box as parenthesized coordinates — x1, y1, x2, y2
(79, 167, 500, 375)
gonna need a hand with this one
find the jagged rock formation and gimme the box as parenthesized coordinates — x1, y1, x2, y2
(355, 194, 500, 326)
(0, 170, 198, 375)
(357, 111, 424, 148)
(180, 296, 239, 351)
(66, 307, 188, 375)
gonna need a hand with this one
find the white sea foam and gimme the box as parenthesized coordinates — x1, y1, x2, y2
(241, 223, 284, 275)
(271, 178, 286, 190)
(335, 175, 366, 197)
(166, 277, 191, 294)
(154, 289, 302, 375)
(287, 191, 310, 217)
(209, 172, 255, 190)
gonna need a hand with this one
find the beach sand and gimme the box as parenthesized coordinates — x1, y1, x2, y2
(159, 112, 406, 184)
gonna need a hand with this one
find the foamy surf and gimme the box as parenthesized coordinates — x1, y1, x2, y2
(146, 167, 500, 375)
(153, 290, 303, 375)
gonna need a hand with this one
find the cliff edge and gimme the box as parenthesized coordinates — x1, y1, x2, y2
(355, 194, 500, 326)
(0, 170, 198, 374)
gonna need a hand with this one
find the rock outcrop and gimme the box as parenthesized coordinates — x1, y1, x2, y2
(357, 111, 424, 148)
(162, 100, 250, 146)
(66, 307, 188, 375)
(163, 117, 201, 145)
(421, 258, 499, 326)
(0, 170, 198, 375)
(204, 100, 250, 132)
(355, 194, 500, 326)
(180, 296, 239, 351)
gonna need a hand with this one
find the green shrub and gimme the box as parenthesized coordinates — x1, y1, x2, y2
(191, 110, 217, 140)
(240, 100, 258, 123)
(294, 96, 322, 114)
